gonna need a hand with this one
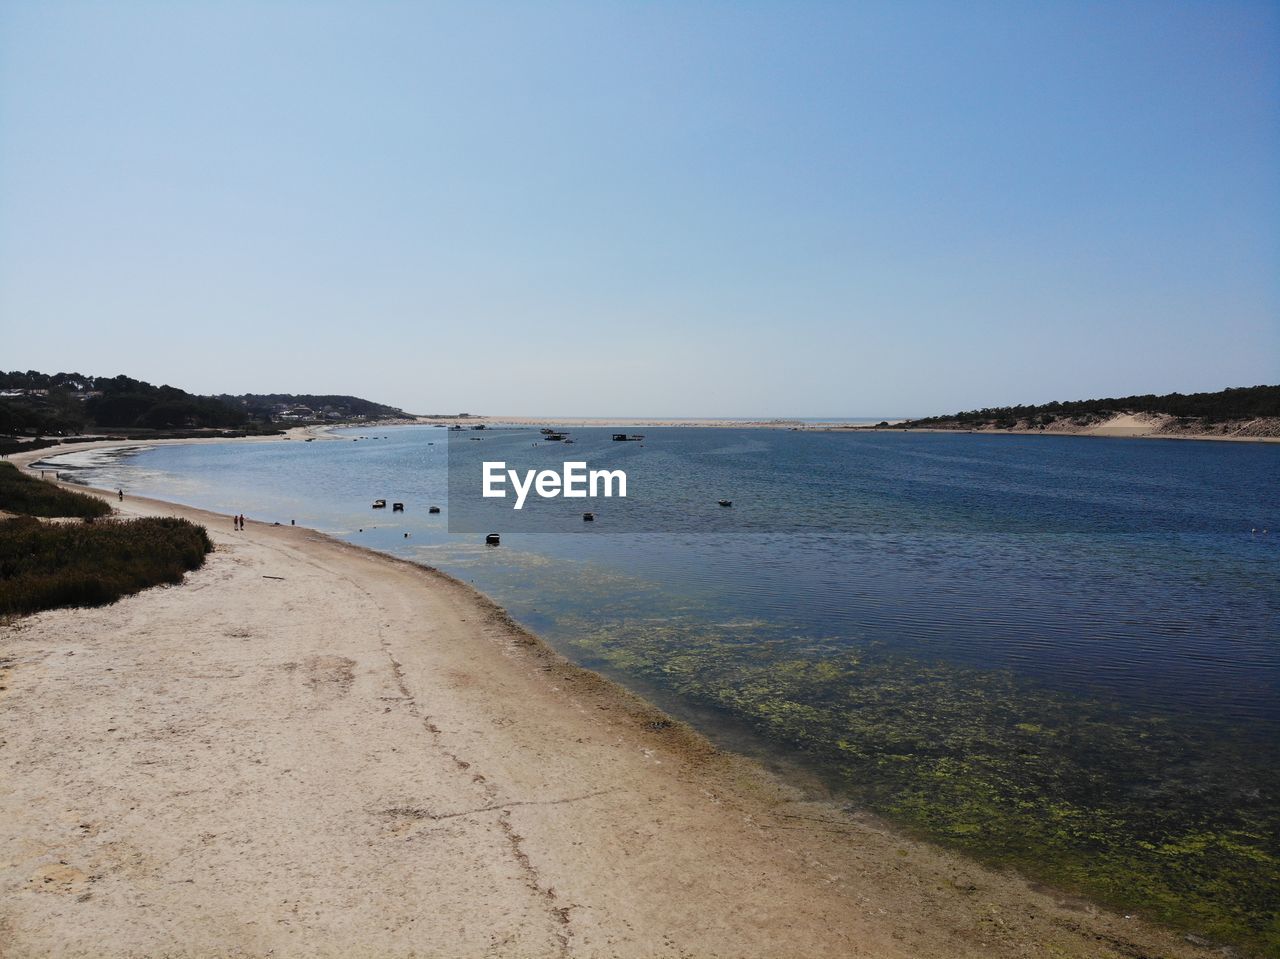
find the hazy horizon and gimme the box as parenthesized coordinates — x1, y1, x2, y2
(2, 2, 1277, 417)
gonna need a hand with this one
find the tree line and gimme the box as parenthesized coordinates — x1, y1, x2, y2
(0, 370, 405, 436)
(905, 384, 1280, 428)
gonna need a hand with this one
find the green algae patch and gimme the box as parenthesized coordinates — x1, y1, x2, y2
(568, 624, 1280, 956)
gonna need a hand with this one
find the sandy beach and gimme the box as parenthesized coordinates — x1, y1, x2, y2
(0, 448, 1219, 958)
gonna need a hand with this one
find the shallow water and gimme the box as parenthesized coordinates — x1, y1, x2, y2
(41, 426, 1280, 949)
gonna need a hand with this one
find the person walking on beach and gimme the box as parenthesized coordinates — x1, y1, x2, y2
(118, 488, 123, 502)
(239, 513, 246, 531)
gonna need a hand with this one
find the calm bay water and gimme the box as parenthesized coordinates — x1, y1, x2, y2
(42, 426, 1280, 949)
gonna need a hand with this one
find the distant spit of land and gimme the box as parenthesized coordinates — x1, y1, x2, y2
(413, 385, 1280, 443)
(414, 415, 878, 429)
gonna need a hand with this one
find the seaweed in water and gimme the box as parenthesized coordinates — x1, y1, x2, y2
(567, 622, 1280, 955)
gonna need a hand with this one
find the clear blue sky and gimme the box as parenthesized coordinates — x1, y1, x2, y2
(1, 1, 1276, 417)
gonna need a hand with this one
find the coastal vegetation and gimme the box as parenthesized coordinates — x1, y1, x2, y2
(0, 461, 110, 518)
(0, 462, 212, 616)
(0, 436, 98, 457)
(0, 515, 212, 617)
(216, 392, 407, 422)
(0, 369, 406, 438)
(901, 384, 1280, 433)
(0, 371, 250, 434)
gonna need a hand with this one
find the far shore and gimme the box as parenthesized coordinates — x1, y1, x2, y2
(6, 410, 1277, 458)
(0, 437, 1225, 958)
(409, 412, 1280, 443)
(821, 411, 1280, 443)
(413, 415, 889, 429)
(827, 425, 1280, 443)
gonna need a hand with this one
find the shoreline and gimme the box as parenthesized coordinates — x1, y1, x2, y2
(8, 413, 1277, 458)
(821, 411, 1280, 444)
(837, 426, 1280, 444)
(410, 414, 1280, 443)
(1, 441, 1222, 957)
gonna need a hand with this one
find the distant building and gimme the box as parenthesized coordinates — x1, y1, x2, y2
(273, 406, 316, 421)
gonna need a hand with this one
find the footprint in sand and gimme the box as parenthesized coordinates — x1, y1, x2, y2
(29, 862, 88, 894)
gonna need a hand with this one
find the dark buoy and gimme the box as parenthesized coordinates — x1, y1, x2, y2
(583, 512, 595, 522)
(485, 533, 501, 546)
(428, 506, 441, 514)
(718, 499, 732, 507)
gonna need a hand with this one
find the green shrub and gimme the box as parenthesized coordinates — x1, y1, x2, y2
(0, 437, 65, 457)
(0, 461, 111, 517)
(0, 516, 212, 616)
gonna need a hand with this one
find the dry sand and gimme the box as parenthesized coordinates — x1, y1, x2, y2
(0, 460, 1218, 958)
(1081, 413, 1164, 436)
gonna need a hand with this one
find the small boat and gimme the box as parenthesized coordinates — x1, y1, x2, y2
(372, 499, 387, 509)
(718, 499, 732, 507)
(392, 502, 404, 512)
(545, 432, 567, 441)
(428, 506, 441, 514)
(583, 512, 595, 522)
(612, 433, 645, 441)
(485, 533, 501, 546)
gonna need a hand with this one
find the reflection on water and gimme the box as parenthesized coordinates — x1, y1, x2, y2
(41, 425, 1280, 951)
